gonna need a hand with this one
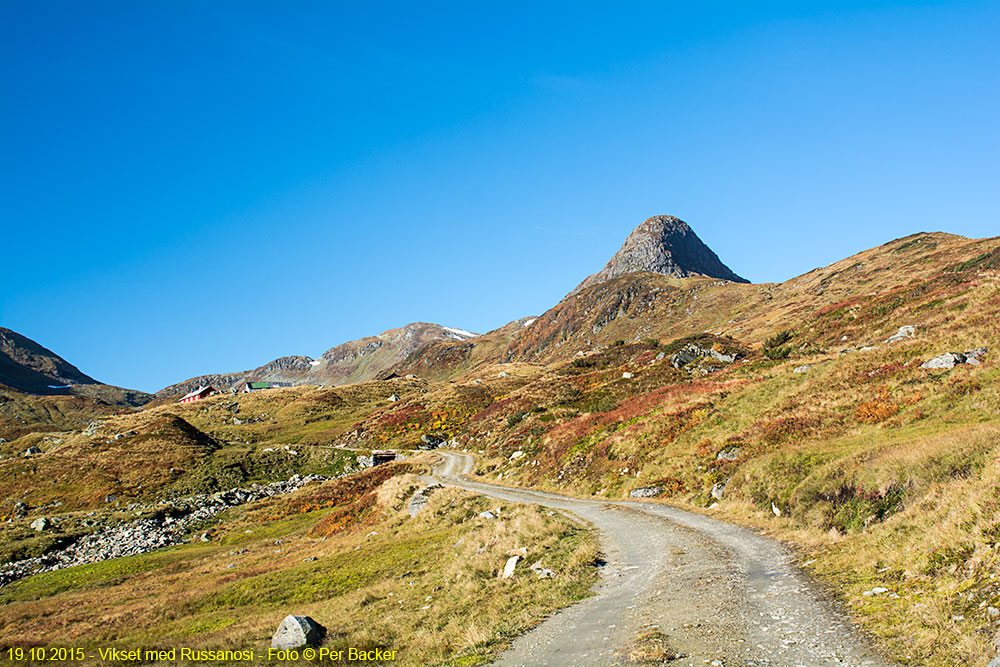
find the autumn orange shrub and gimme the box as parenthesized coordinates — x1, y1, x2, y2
(308, 492, 379, 537)
(696, 438, 714, 458)
(274, 463, 412, 518)
(855, 400, 899, 423)
(759, 415, 820, 444)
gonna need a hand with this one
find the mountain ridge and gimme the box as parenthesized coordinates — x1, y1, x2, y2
(156, 322, 480, 396)
(0, 327, 99, 394)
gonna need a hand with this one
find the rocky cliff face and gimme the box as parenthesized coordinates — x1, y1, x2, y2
(571, 215, 748, 295)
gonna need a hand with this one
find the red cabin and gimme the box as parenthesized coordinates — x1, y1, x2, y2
(179, 385, 216, 403)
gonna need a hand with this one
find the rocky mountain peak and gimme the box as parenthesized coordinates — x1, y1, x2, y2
(571, 215, 748, 295)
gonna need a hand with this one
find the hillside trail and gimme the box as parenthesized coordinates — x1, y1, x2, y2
(433, 451, 894, 667)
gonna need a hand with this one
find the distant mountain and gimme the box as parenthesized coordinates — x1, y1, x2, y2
(571, 215, 748, 295)
(384, 316, 539, 381)
(0, 327, 152, 419)
(0, 327, 99, 393)
(156, 322, 480, 396)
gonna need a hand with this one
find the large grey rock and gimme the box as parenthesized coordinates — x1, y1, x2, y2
(419, 434, 444, 450)
(672, 343, 736, 370)
(705, 347, 737, 364)
(886, 325, 916, 344)
(671, 348, 699, 369)
(921, 353, 966, 369)
(271, 614, 325, 649)
(629, 486, 664, 499)
(710, 482, 726, 500)
(30, 517, 50, 532)
(966, 347, 988, 365)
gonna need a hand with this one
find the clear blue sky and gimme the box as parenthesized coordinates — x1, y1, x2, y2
(2, 1, 998, 393)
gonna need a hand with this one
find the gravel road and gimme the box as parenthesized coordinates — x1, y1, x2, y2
(434, 451, 894, 667)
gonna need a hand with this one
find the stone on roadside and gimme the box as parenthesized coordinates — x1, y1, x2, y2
(629, 486, 663, 499)
(271, 614, 326, 649)
(710, 482, 726, 500)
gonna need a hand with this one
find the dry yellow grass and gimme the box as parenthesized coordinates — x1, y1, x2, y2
(0, 468, 599, 667)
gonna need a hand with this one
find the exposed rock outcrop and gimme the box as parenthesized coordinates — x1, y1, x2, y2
(571, 215, 748, 295)
(921, 347, 987, 370)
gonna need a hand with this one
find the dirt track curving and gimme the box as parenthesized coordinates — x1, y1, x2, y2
(434, 451, 894, 667)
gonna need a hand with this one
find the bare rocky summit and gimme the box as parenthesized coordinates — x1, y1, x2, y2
(571, 215, 748, 295)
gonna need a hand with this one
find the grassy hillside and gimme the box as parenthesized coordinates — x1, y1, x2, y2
(1, 463, 599, 666)
(2, 231, 998, 665)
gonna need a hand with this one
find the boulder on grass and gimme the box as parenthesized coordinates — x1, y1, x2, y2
(271, 615, 325, 650)
(966, 347, 989, 365)
(921, 353, 966, 369)
(886, 325, 915, 344)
